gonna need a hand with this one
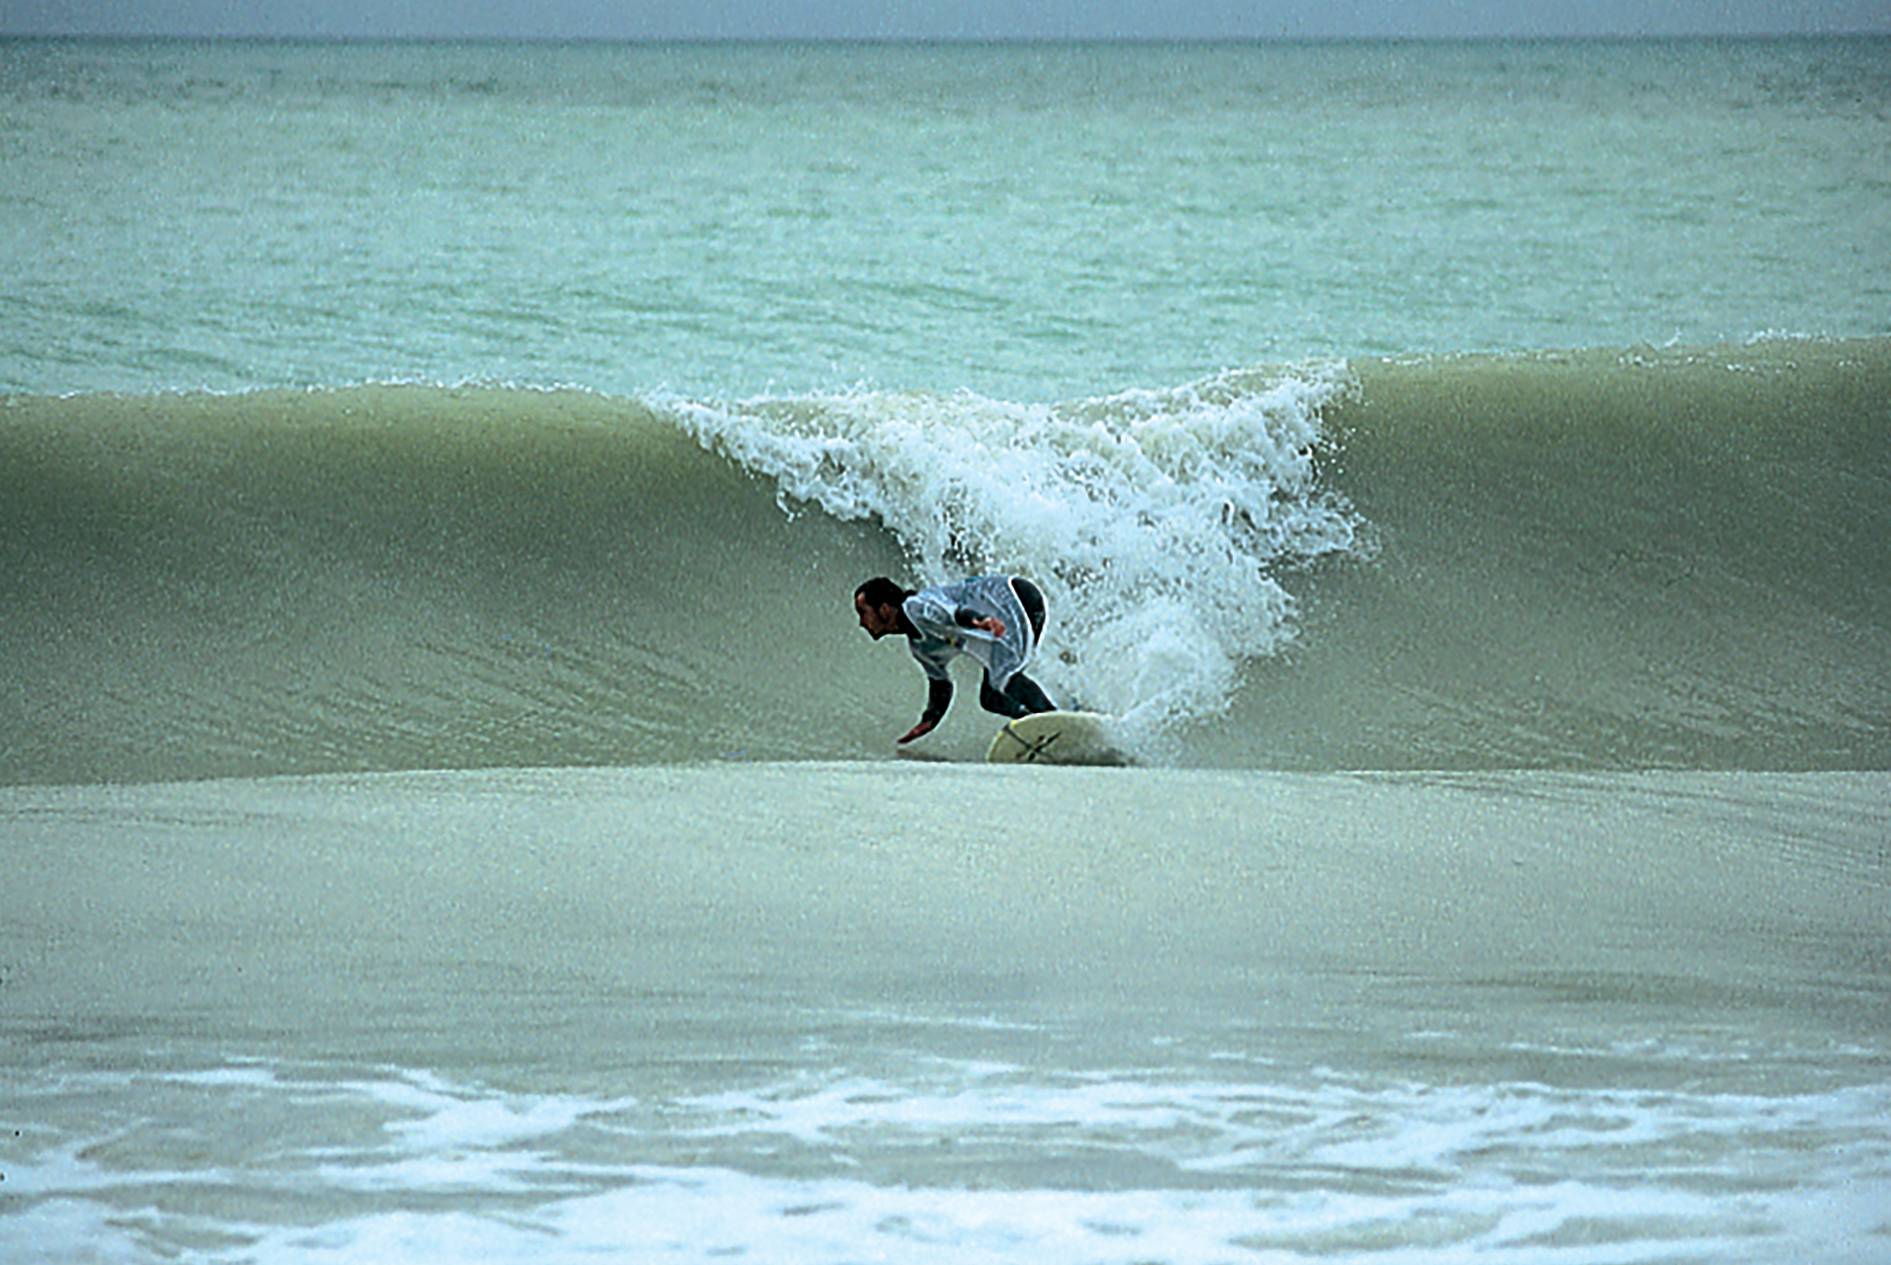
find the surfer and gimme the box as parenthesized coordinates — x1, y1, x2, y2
(854, 575, 1058, 744)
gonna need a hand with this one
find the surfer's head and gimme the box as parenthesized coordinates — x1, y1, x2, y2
(854, 577, 911, 640)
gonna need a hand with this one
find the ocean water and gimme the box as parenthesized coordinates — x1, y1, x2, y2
(4, 36, 1890, 1264)
(5, 37, 1889, 398)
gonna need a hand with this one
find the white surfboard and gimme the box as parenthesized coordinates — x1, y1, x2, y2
(985, 710, 1129, 766)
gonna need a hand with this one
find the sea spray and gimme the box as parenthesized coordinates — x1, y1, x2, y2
(661, 364, 1366, 736)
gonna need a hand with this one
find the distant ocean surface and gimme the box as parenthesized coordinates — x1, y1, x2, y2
(4, 37, 1889, 398)
(4, 37, 1890, 1265)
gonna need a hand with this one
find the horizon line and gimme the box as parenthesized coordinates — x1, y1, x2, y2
(3, 30, 1887, 45)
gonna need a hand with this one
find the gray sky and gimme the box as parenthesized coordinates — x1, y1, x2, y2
(3, 1, 1887, 40)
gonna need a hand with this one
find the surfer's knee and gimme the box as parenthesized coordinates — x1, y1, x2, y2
(979, 675, 1027, 717)
(982, 671, 1054, 717)
(1005, 671, 1057, 716)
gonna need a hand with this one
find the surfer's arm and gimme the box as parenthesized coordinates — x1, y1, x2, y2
(898, 678, 954, 744)
(952, 607, 1006, 639)
(910, 593, 1003, 642)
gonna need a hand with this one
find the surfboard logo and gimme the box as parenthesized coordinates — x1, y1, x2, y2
(986, 711, 1126, 765)
(994, 720, 1064, 762)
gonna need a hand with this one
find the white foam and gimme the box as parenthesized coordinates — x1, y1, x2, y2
(223, 1161, 1891, 1265)
(10, 1061, 1890, 1264)
(662, 365, 1363, 738)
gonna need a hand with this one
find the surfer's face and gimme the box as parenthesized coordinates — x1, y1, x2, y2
(855, 595, 900, 639)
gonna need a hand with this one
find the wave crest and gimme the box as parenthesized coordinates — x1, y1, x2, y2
(665, 365, 1364, 732)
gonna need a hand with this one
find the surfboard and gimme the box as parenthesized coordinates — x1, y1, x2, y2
(985, 710, 1129, 766)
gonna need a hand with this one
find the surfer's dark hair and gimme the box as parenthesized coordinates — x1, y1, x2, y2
(855, 577, 911, 609)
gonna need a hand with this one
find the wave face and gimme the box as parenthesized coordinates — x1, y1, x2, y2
(1265, 338, 1891, 771)
(3, 337, 1887, 782)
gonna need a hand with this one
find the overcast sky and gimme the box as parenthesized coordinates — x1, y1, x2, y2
(3, 1, 1887, 40)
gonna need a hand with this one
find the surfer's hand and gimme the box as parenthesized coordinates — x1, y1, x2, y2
(897, 719, 937, 744)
